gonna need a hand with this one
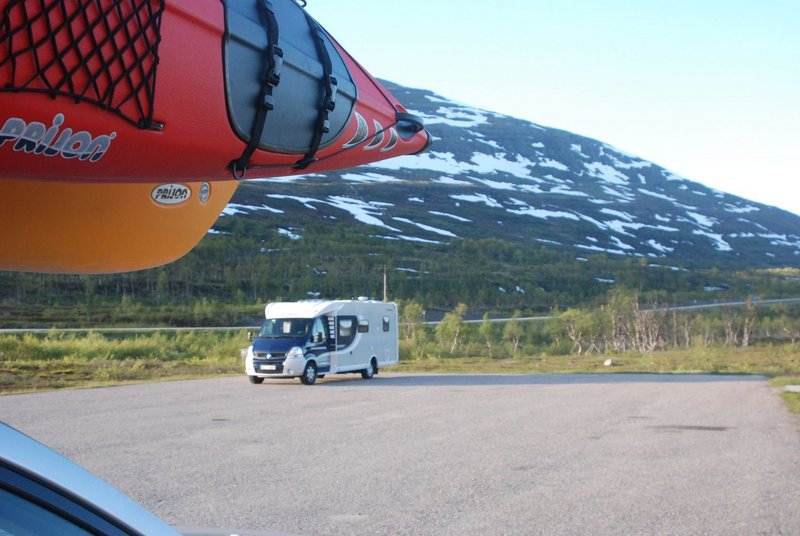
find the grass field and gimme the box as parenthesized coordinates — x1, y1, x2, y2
(0, 331, 245, 394)
(1, 331, 798, 413)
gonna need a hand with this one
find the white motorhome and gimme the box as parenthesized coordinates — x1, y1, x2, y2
(244, 299, 399, 385)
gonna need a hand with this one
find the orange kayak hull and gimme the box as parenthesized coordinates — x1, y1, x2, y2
(0, 178, 239, 273)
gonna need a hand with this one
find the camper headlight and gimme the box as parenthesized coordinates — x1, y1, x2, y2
(286, 346, 304, 360)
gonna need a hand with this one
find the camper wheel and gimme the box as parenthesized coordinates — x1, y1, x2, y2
(361, 358, 377, 379)
(248, 375, 264, 384)
(300, 362, 318, 385)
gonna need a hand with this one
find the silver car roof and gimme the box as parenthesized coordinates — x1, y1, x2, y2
(0, 421, 181, 536)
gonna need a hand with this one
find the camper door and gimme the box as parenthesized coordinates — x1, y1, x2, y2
(335, 315, 359, 368)
(309, 316, 330, 371)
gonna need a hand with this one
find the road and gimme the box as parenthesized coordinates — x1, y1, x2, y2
(1, 374, 799, 535)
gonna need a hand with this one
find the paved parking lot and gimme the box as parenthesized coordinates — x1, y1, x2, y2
(2, 373, 799, 535)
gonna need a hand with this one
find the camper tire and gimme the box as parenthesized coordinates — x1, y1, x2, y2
(361, 358, 377, 380)
(300, 362, 318, 385)
(248, 375, 264, 384)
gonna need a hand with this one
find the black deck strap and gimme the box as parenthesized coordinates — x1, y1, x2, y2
(293, 13, 338, 170)
(229, 0, 283, 179)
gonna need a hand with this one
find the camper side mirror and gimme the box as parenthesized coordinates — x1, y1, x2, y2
(247, 331, 254, 342)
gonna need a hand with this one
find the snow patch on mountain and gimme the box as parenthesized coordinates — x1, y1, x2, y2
(610, 236, 635, 251)
(571, 144, 589, 158)
(413, 98, 491, 128)
(471, 178, 518, 191)
(476, 138, 503, 150)
(370, 150, 534, 179)
(341, 172, 403, 183)
(539, 158, 570, 171)
(758, 233, 800, 248)
(638, 189, 676, 202)
(270, 195, 319, 209)
(662, 170, 690, 182)
(576, 243, 627, 255)
(470, 152, 534, 178)
(268, 194, 399, 231)
(601, 144, 653, 170)
(434, 176, 472, 186)
(377, 234, 440, 245)
(429, 211, 472, 223)
(549, 186, 588, 197)
(584, 162, 630, 185)
(693, 230, 732, 251)
(278, 228, 301, 240)
(600, 208, 635, 221)
(393, 217, 458, 238)
(451, 193, 503, 208)
(724, 204, 760, 214)
(601, 220, 647, 236)
(509, 205, 580, 221)
(647, 239, 674, 253)
(686, 211, 719, 228)
(600, 185, 635, 201)
(221, 203, 284, 216)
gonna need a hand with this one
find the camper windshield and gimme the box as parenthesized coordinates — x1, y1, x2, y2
(258, 318, 311, 339)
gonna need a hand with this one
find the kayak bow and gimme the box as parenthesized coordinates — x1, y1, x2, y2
(0, 0, 430, 273)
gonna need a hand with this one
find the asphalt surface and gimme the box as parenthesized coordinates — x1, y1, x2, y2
(2, 373, 799, 535)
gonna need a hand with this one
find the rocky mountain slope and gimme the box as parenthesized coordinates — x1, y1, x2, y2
(221, 81, 800, 268)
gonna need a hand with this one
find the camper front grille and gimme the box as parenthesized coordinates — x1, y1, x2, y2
(254, 352, 285, 359)
(252, 355, 284, 374)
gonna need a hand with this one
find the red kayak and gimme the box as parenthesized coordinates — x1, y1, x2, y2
(0, 0, 430, 273)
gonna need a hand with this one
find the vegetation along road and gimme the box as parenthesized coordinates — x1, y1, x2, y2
(1, 374, 798, 535)
(3, 297, 800, 333)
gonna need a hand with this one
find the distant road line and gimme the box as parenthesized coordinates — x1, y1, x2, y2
(668, 296, 800, 311)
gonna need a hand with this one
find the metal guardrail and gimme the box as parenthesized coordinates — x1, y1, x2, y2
(2, 297, 800, 334)
(433, 297, 800, 325)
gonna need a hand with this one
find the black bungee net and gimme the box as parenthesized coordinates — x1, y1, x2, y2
(0, 0, 165, 130)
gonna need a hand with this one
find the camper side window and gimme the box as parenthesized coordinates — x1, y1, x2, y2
(339, 319, 352, 338)
(358, 320, 369, 333)
(383, 316, 390, 332)
(337, 316, 358, 350)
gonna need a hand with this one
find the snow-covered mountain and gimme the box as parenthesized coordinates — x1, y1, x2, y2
(220, 81, 800, 268)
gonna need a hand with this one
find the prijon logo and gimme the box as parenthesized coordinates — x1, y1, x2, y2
(152, 183, 191, 205)
(0, 113, 116, 162)
(199, 182, 210, 204)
